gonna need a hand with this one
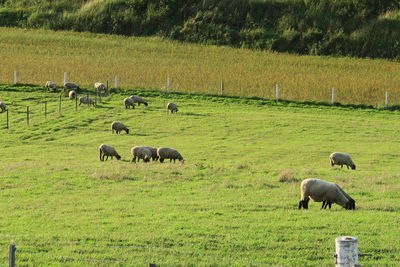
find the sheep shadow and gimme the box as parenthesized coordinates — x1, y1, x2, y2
(179, 112, 209, 117)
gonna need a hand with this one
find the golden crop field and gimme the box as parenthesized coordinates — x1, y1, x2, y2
(1, 27, 400, 106)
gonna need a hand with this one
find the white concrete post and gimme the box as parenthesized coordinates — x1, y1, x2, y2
(332, 88, 335, 105)
(335, 236, 358, 267)
(275, 84, 279, 101)
(63, 72, 68, 84)
(385, 91, 388, 107)
(167, 78, 171, 92)
(13, 71, 18, 84)
(114, 75, 119, 89)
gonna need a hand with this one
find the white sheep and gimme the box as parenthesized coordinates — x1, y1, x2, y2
(68, 90, 77, 100)
(298, 178, 355, 210)
(167, 102, 178, 113)
(111, 121, 129, 134)
(142, 146, 159, 161)
(157, 147, 184, 163)
(79, 96, 95, 106)
(124, 97, 135, 109)
(99, 144, 121, 161)
(0, 101, 7, 113)
(131, 146, 152, 163)
(45, 81, 57, 90)
(95, 82, 107, 93)
(129, 95, 148, 106)
(64, 82, 80, 90)
(330, 152, 356, 170)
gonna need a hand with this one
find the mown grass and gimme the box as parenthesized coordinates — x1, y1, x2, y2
(0, 85, 399, 266)
(1, 27, 400, 107)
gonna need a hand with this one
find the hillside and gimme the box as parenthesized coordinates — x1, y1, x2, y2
(0, 0, 400, 59)
(0, 85, 399, 265)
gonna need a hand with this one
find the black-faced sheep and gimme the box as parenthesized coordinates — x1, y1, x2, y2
(111, 121, 129, 134)
(129, 95, 148, 106)
(142, 146, 158, 161)
(0, 101, 7, 113)
(64, 82, 80, 90)
(330, 152, 356, 170)
(99, 144, 121, 161)
(131, 146, 152, 163)
(95, 82, 107, 93)
(79, 96, 95, 106)
(298, 178, 355, 210)
(68, 90, 77, 100)
(45, 81, 57, 91)
(124, 97, 135, 109)
(157, 147, 184, 163)
(167, 102, 178, 113)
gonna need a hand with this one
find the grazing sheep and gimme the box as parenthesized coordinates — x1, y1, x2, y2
(124, 97, 135, 109)
(129, 95, 148, 106)
(45, 81, 57, 91)
(95, 82, 107, 92)
(68, 90, 77, 100)
(131, 146, 152, 163)
(64, 82, 80, 90)
(99, 144, 121, 161)
(142, 146, 159, 161)
(0, 101, 7, 113)
(111, 121, 129, 134)
(167, 102, 178, 113)
(330, 152, 356, 170)
(157, 147, 184, 163)
(79, 96, 95, 106)
(298, 178, 355, 210)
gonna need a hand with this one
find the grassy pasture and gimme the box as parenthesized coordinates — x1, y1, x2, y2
(0, 85, 399, 266)
(1, 27, 400, 107)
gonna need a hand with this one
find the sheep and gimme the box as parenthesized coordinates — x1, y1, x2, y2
(45, 81, 57, 91)
(68, 90, 77, 100)
(131, 146, 152, 163)
(99, 144, 121, 161)
(95, 82, 107, 93)
(330, 152, 356, 170)
(298, 178, 355, 210)
(79, 96, 95, 106)
(111, 121, 129, 134)
(129, 95, 148, 106)
(157, 147, 184, 163)
(167, 102, 178, 113)
(142, 146, 159, 161)
(0, 101, 7, 113)
(64, 82, 80, 90)
(124, 97, 135, 109)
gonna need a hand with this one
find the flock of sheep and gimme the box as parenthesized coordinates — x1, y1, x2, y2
(45, 81, 185, 165)
(2, 81, 360, 211)
(299, 152, 356, 210)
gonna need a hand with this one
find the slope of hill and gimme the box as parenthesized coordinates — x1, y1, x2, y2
(0, 0, 400, 59)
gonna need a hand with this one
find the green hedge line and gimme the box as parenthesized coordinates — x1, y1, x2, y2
(1, 0, 400, 59)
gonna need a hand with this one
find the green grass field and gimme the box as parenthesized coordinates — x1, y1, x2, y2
(1, 27, 400, 107)
(0, 85, 399, 266)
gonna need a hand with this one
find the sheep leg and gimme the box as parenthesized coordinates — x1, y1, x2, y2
(99, 149, 103, 161)
(132, 157, 136, 163)
(328, 202, 332, 209)
(321, 202, 326, 209)
(160, 158, 164, 163)
(346, 164, 349, 169)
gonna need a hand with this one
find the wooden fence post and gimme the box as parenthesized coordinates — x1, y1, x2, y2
(59, 94, 62, 114)
(13, 71, 18, 84)
(63, 72, 68, 85)
(114, 76, 119, 89)
(44, 101, 47, 120)
(275, 84, 279, 101)
(87, 92, 90, 107)
(75, 95, 78, 111)
(332, 88, 335, 105)
(9, 244, 16, 267)
(106, 80, 109, 95)
(220, 81, 224, 96)
(167, 78, 171, 92)
(385, 91, 388, 107)
(26, 106, 29, 126)
(6, 109, 9, 129)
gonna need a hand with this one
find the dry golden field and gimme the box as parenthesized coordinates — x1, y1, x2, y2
(1, 27, 400, 106)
